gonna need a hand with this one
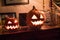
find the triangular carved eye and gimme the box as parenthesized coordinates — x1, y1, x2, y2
(8, 21, 12, 24)
(40, 14, 44, 19)
(32, 15, 37, 19)
(14, 20, 18, 23)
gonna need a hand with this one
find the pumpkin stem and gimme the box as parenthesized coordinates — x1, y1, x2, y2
(33, 6, 36, 10)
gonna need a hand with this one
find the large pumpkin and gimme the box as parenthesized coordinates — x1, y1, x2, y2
(27, 6, 46, 27)
(5, 16, 19, 30)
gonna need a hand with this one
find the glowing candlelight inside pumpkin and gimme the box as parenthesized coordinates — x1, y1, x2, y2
(32, 15, 37, 19)
(6, 25, 19, 30)
(8, 21, 12, 24)
(31, 14, 44, 26)
(31, 20, 44, 26)
(5, 17, 19, 30)
(40, 14, 44, 19)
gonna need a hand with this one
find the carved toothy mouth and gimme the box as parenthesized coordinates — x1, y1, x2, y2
(5, 25, 19, 30)
(31, 20, 44, 26)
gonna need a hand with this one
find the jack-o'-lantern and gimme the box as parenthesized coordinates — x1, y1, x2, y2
(5, 16, 19, 30)
(27, 6, 46, 27)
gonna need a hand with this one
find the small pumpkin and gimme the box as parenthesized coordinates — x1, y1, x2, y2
(5, 16, 19, 30)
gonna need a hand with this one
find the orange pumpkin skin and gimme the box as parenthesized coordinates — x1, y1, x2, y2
(5, 17, 19, 30)
(27, 6, 46, 27)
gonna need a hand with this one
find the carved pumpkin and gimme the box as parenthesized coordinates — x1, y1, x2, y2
(5, 16, 19, 30)
(27, 6, 46, 27)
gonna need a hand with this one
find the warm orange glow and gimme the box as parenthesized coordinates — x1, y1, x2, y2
(6, 25, 19, 30)
(14, 20, 18, 23)
(31, 20, 44, 26)
(40, 14, 44, 19)
(6, 26, 10, 29)
(32, 15, 37, 19)
(31, 13, 44, 26)
(8, 21, 12, 24)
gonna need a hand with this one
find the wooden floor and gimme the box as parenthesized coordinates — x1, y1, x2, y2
(0, 28, 60, 40)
